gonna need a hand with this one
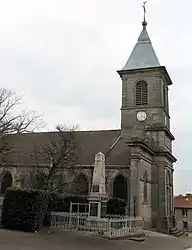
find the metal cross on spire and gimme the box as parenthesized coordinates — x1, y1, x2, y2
(142, 1, 147, 26)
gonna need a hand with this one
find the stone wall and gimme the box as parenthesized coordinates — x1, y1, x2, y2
(0, 164, 131, 200)
(0, 165, 30, 188)
(139, 180, 151, 228)
(120, 69, 170, 138)
(0, 165, 94, 193)
(151, 161, 174, 230)
(138, 157, 152, 228)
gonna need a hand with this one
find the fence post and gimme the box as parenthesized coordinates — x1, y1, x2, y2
(70, 202, 72, 213)
(109, 219, 112, 238)
(77, 214, 79, 230)
(50, 212, 53, 228)
(130, 217, 133, 232)
(69, 202, 72, 229)
(58, 214, 60, 228)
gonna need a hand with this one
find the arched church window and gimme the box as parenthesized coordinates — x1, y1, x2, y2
(0, 172, 13, 195)
(136, 81, 148, 105)
(143, 171, 148, 203)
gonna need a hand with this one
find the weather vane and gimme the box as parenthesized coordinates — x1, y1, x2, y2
(142, 1, 147, 25)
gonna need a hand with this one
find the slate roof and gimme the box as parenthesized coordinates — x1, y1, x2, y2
(174, 195, 192, 209)
(4, 129, 130, 166)
(122, 23, 160, 70)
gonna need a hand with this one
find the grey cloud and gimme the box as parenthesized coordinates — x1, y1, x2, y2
(0, 0, 191, 194)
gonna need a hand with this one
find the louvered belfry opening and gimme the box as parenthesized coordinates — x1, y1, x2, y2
(136, 80, 148, 105)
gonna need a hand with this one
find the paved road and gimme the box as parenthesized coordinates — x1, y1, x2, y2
(0, 228, 192, 250)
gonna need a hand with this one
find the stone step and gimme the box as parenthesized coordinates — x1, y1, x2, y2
(169, 229, 186, 237)
(129, 236, 145, 242)
(126, 232, 145, 242)
(169, 227, 177, 231)
(170, 229, 180, 234)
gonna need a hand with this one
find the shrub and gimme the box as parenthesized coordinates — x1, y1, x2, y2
(64, 195, 88, 212)
(43, 194, 87, 226)
(47, 194, 87, 213)
(107, 198, 127, 215)
(43, 192, 67, 226)
(2, 188, 47, 232)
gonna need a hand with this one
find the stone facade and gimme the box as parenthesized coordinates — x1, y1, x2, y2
(0, 20, 177, 231)
(117, 21, 176, 229)
(175, 208, 192, 231)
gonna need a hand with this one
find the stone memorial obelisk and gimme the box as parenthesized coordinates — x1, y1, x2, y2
(88, 152, 108, 218)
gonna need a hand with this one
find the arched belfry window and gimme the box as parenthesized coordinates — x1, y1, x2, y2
(136, 81, 148, 105)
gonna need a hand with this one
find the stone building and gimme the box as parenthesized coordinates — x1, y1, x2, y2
(174, 195, 192, 231)
(0, 17, 176, 230)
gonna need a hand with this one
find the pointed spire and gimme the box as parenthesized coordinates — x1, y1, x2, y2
(121, 2, 160, 71)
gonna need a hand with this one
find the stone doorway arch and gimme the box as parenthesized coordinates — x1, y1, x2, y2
(111, 173, 129, 215)
(113, 174, 128, 202)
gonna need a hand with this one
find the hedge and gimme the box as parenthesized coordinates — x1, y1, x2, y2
(44, 195, 126, 223)
(107, 198, 127, 215)
(44, 195, 126, 225)
(2, 188, 47, 232)
(46, 193, 88, 213)
(2, 188, 128, 231)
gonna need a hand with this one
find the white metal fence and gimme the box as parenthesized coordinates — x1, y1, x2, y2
(50, 212, 144, 238)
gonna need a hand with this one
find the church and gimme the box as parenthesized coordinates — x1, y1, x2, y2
(0, 14, 176, 230)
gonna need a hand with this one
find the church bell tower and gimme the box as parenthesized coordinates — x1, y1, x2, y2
(117, 3, 177, 229)
(117, 7, 174, 154)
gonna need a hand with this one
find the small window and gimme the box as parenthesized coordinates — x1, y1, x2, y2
(136, 81, 148, 106)
(182, 209, 188, 216)
(183, 221, 188, 230)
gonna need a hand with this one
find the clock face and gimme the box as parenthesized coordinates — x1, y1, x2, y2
(137, 111, 147, 121)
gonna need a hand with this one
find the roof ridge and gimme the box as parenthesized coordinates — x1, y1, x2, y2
(8, 129, 121, 136)
(105, 134, 121, 156)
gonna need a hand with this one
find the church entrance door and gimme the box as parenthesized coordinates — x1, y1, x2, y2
(112, 174, 129, 215)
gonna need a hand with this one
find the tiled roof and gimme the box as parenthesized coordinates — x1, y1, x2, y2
(3, 129, 130, 166)
(174, 195, 192, 209)
(122, 23, 160, 70)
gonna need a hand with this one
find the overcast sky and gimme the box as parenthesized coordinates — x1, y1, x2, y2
(0, 0, 191, 194)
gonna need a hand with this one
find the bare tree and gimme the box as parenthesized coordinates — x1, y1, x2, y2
(32, 124, 79, 193)
(30, 125, 89, 222)
(0, 88, 44, 161)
